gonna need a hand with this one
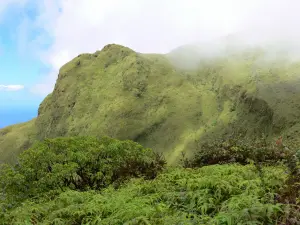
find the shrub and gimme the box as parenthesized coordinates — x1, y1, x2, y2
(0, 164, 288, 225)
(186, 135, 296, 168)
(184, 135, 300, 224)
(0, 136, 166, 206)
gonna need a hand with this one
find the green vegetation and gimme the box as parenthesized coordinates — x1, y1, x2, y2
(0, 136, 299, 224)
(0, 119, 37, 164)
(0, 136, 165, 204)
(0, 43, 300, 224)
(2, 44, 300, 164)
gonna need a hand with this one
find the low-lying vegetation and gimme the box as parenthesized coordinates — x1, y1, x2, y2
(0, 136, 299, 224)
(182, 135, 300, 224)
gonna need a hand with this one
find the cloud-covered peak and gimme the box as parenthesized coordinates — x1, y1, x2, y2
(4, 0, 300, 96)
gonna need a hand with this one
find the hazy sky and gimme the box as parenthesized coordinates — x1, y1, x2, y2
(0, 0, 300, 107)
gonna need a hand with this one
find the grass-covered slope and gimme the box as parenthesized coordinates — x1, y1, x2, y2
(35, 44, 229, 164)
(2, 43, 300, 164)
(169, 46, 300, 144)
(34, 44, 284, 164)
(0, 119, 36, 164)
(35, 44, 203, 163)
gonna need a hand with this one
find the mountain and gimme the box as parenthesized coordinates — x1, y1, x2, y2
(1, 43, 300, 164)
(0, 119, 36, 163)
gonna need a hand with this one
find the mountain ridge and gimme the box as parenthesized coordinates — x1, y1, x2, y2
(1, 43, 300, 164)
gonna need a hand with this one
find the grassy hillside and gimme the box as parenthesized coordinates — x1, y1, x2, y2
(0, 119, 36, 164)
(1, 43, 300, 164)
(0, 43, 299, 225)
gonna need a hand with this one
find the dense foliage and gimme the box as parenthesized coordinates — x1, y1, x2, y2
(0, 136, 299, 224)
(0, 164, 290, 224)
(181, 135, 300, 224)
(185, 135, 298, 167)
(1, 43, 300, 224)
(0, 137, 166, 215)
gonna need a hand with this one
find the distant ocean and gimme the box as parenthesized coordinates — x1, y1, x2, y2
(0, 107, 38, 128)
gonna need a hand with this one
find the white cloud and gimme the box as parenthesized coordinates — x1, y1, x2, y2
(11, 0, 300, 96)
(0, 85, 24, 91)
(30, 70, 57, 95)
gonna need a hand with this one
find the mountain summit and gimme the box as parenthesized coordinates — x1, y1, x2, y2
(1, 43, 300, 164)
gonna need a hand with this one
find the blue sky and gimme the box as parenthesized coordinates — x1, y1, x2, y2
(0, 0, 298, 128)
(0, 1, 46, 127)
(0, 2, 46, 107)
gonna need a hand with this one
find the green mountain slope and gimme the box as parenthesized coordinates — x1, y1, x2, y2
(0, 119, 36, 164)
(1, 43, 300, 164)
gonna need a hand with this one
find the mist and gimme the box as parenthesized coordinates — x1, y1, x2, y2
(163, 0, 300, 66)
(11, 0, 300, 95)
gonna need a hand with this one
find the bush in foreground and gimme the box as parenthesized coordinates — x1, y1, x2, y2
(1, 164, 288, 225)
(0, 136, 166, 208)
(181, 135, 300, 224)
(0, 135, 299, 224)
